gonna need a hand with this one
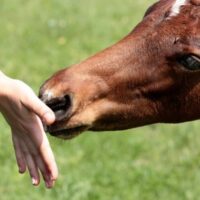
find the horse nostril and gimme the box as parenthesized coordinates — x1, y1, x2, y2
(46, 95, 72, 121)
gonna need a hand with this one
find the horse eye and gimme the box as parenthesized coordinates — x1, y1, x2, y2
(179, 55, 200, 71)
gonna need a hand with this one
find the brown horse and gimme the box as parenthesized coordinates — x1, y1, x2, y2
(39, 0, 200, 139)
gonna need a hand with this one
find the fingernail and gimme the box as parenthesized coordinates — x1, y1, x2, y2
(43, 112, 55, 124)
(45, 181, 52, 189)
(19, 167, 25, 174)
(32, 178, 38, 185)
(19, 168, 23, 173)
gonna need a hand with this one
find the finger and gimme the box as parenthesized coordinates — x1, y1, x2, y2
(25, 154, 40, 186)
(35, 156, 54, 188)
(39, 140, 58, 182)
(19, 115, 58, 184)
(21, 88, 55, 125)
(20, 139, 40, 186)
(11, 132, 26, 173)
(26, 118, 58, 182)
(22, 129, 56, 188)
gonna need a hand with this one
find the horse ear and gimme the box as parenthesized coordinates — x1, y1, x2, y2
(143, 2, 159, 18)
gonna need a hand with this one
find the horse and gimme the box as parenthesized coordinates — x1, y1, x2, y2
(39, 0, 200, 139)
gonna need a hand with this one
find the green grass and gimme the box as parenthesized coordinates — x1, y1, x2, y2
(1, 0, 200, 199)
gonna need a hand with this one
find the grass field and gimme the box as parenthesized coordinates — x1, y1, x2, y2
(1, 0, 200, 199)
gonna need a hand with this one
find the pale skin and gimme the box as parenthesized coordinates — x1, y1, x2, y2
(0, 71, 58, 188)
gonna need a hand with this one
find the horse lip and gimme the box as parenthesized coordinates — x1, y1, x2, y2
(47, 125, 89, 139)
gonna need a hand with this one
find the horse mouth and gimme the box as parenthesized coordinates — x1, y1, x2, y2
(47, 125, 88, 140)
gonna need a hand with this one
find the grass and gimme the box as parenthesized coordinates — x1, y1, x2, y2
(0, 0, 200, 199)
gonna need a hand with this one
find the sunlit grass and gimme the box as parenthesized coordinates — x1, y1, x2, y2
(1, 0, 200, 200)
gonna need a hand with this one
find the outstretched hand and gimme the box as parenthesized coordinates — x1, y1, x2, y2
(0, 72, 58, 188)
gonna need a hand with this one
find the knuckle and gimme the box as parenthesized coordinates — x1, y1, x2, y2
(21, 148, 28, 155)
(13, 79, 23, 86)
(13, 80, 28, 92)
(38, 105, 47, 116)
(30, 150, 39, 158)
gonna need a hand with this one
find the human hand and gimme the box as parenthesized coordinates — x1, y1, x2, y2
(0, 72, 58, 188)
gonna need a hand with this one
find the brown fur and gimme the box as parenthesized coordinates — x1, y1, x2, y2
(40, 0, 200, 139)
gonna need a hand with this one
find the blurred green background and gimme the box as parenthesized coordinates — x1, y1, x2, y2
(0, 0, 200, 199)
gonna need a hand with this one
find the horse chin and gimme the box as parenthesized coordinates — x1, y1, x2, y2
(48, 125, 89, 140)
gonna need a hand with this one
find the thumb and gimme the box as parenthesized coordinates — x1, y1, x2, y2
(22, 89, 55, 125)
